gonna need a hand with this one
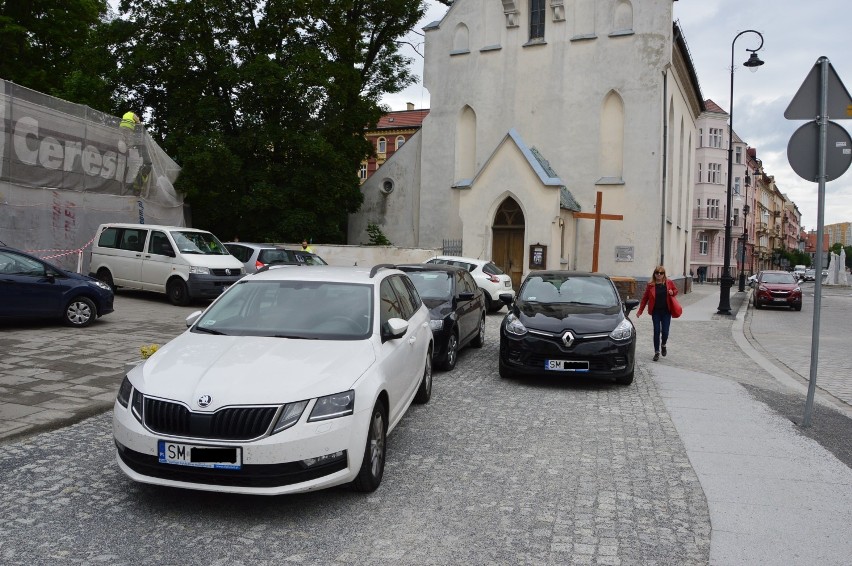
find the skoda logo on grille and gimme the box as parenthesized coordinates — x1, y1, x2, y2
(197, 394, 212, 408)
(225, 268, 232, 275)
(561, 331, 575, 347)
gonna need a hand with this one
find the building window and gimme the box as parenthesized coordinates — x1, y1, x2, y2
(377, 137, 387, 154)
(696, 199, 702, 217)
(734, 176, 741, 195)
(707, 199, 720, 219)
(709, 128, 723, 148)
(697, 162, 702, 183)
(359, 162, 367, 179)
(735, 146, 742, 164)
(733, 208, 739, 227)
(530, 0, 545, 40)
(698, 128, 703, 148)
(395, 135, 405, 150)
(708, 163, 722, 184)
(699, 233, 708, 255)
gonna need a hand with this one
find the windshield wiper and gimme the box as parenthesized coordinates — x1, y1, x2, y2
(272, 334, 319, 340)
(194, 326, 227, 335)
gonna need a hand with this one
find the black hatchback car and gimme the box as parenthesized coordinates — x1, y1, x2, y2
(397, 264, 487, 370)
(498, 271, 639, 385)
(0, 245, 114, 327)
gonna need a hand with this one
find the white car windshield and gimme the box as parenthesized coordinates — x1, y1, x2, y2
(520, 276, 619, 307)
(194, 280, 373, 339)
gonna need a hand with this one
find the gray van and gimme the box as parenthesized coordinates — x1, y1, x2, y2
(89, 223, 244, 305)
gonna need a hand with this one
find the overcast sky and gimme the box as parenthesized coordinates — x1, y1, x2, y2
(382, 0, 852, 231)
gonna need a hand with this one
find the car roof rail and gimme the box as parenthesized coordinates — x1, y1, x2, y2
(370, 264, 396, 278)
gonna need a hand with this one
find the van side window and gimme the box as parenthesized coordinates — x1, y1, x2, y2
(148, 231, 174, 256)
(120, 229, 148, 252)
(97, 228, 119, 248)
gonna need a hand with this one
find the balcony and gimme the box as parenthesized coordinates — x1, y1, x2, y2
(756, 222, 768, 234)
(692, 212, 725, 231)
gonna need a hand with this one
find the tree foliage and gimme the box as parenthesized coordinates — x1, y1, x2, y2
(108, 0, 426, 243)
(0, 0, 117, 109)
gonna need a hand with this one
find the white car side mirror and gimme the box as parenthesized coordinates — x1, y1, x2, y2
(186, 310, 203, 327)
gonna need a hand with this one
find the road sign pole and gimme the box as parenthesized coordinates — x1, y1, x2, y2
(803, 57, 830, 428)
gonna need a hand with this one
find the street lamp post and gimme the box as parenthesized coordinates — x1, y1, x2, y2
(717, 30, 765, 314)
(738, 168, 751, 291)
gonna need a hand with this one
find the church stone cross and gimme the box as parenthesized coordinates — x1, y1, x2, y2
(573, 191, 623, 272)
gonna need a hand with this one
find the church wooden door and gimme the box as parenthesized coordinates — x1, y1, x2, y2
(492, 197, 525, 291)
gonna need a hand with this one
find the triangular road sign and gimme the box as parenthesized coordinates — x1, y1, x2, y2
(785, 58, 852, 120)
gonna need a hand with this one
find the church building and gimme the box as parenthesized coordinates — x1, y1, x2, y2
(349, 0, 703, 288)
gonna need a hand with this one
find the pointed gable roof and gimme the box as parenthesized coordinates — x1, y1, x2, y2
(457, 128, 581, 211)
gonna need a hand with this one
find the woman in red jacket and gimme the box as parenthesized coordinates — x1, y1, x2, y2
(637, 265, 678, 361)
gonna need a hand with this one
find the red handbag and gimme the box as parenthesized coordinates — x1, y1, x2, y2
(669, 295, 683, 318)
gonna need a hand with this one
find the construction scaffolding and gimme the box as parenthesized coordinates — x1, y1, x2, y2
(0, 79, 183, 271)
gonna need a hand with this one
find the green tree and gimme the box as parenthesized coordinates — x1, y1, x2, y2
(110, 0, 426, 243)
(0, 1, 116, 109)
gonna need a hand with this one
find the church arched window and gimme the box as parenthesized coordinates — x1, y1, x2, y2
(455, 106, 477, 182)
(598, 91, 624, 181)
(529, 0, 545, 41)
(452, 23, 470, 53)
(612, 1, 634, 35)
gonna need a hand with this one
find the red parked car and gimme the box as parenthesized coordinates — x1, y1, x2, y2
(753, 270, 802, 311)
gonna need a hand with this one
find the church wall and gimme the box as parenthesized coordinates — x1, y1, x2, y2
(346, 130, 422, 246)
(412, 0, 699, 280)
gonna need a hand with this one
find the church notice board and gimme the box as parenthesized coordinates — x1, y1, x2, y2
(529, 244, 547, 269)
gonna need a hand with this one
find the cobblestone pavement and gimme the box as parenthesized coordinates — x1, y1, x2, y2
(0, 298, 710, 565)
(2, 281, 850, 565)
(0, 290, 199, 442)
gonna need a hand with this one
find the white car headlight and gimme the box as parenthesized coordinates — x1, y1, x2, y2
(309, 390, 355, 422)
(609, 319, 634, 341)
(429, 319, 444, 331)
(504, 313, 527, 336)
(189, 266, 211, 275)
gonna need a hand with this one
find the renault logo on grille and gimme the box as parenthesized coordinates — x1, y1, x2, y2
(561, 331, 575, 347)
(197, 395, 212, 408)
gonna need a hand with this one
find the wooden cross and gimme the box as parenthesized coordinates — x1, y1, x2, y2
(573, 191, 624, 272)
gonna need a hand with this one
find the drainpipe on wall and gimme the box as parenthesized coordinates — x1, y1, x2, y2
(660, 67, 669, 267)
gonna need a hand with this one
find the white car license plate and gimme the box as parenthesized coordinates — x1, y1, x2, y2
(773, 298, 786, 302)
(545, 359, 589, 372)
(158, 440, 242, 470)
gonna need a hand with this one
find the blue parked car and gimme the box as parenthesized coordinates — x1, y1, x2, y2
(0, 245, 114, 327)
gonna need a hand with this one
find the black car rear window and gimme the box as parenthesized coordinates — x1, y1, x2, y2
(483, 262, 504, 275)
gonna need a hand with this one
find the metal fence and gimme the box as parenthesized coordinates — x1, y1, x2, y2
(442, 239, 462, 256)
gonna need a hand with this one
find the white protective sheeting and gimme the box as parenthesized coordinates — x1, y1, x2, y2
(0, 79, 184, 272)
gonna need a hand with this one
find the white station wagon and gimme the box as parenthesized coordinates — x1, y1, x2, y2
(113, 265, 433, 495)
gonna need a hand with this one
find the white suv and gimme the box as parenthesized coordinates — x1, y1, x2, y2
(425, 255, 515, 312)
(113, 265, 433, 495)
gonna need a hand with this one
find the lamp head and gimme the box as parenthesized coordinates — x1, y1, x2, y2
(744, 52, 764, 72)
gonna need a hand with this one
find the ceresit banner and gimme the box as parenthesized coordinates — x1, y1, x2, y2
(1, 81, 147, 195)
